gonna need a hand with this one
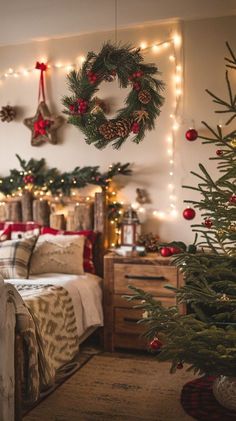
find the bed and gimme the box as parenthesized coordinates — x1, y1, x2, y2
(0, 191, 107, 421)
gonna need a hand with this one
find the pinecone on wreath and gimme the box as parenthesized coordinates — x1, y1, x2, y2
(138, 90, 152, 105)
(115, 118, 132, 137)
(98, 121, 117, 140)
(0, 105, 16, 122)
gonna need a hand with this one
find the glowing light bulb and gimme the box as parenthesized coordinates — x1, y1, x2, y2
(176, 88, 182, 96)
(169, 55, 175, 62)
(176, 65, 182, 72)
(173, 122, 179, 131)
(163, 42, 170, 49)
(152, 44, 160, 52)
(167, 136, 172, 144)
(8, 68, 13, 74)
(173, 34, 181, 47)
(140, 42, 147, 50)
(167, 148, 173, 156)
(55, 63, 62, 68)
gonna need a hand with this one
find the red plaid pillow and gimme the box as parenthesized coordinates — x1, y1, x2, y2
(7, 222, 41, 240)
(40, 227, 96, 273)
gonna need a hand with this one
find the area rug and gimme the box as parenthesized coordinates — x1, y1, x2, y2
(24, 352, 196, 421)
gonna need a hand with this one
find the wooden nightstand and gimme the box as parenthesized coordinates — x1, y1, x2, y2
(103, 252, 184, 352)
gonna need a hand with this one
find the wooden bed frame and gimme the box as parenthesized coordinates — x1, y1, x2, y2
(12, 190, 108, 421)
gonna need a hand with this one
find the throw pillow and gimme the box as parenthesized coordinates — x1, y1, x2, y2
(8, 222, 41, 240)
(40, 227, 97, 273)
(0, 236, 37, 278)
(30, 234, 85, 275)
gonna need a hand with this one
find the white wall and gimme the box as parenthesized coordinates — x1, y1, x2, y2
(0, 15, 235, 244)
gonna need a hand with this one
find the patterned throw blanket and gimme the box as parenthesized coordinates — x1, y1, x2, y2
(15, 283, 79, 404)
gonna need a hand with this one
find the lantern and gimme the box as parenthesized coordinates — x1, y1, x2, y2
(120, 207, 141, 246)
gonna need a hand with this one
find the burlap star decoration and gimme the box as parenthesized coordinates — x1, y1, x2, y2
(24, 101, 64, 146)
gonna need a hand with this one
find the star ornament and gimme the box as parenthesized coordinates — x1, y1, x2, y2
(24, 101, 64, 146)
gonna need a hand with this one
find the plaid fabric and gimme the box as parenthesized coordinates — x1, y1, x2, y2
(41, 227, 96, 273)
(0, 236, 37, 278)
(181, 376, 236, 420)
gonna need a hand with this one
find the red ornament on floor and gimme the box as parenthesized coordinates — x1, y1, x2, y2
(185, 128, 198, 141)
(149, 337, 163, 350)
(160, 247, 172, 257)
(204, 218, 213, 228)
(183, 208, 196, 220)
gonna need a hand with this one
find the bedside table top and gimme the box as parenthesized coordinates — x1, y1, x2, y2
(104, 252, 174, 266)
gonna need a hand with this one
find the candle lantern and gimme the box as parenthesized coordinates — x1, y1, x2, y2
(120, 207, 141, 246)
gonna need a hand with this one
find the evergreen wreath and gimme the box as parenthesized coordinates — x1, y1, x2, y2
(63, 43, 165, 149)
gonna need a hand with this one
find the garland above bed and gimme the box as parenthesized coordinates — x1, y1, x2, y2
(0, 154, 132, 197)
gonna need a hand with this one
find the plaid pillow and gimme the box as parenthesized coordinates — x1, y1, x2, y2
(40, 227, 97, 273)
(0, 236, 37, 278)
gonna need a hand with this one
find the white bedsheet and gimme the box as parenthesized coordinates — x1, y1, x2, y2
(7, 273, 104, 339)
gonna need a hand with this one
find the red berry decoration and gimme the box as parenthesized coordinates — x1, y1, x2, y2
(160, 247, 173, 257)
(23, 175, 35, 184)
(131, 122, 140, 134)
(183, 208, 196, 220)
(177, 362, 184, 370)
(185, 128, 198, 141)
(204, 218, 213, 228)
(133, 82, 141, 91)
(87, 71, 98, 84)
(149, 337, 163, 350)
(216, 149, 223, 156)
(229, 194, 236, 204)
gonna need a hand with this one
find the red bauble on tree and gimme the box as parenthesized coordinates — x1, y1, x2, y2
(183, 208, 196, 220)
(177, 362, 184, 370)
(185, 128, 198, 141)
(149, 337, 163, 350)
(216, 149, 223, 156)
(160, 247, 172, 257)
(169, 246, 182, 255)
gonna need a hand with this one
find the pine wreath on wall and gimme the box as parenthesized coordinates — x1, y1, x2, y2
(63, 43, 165, 149)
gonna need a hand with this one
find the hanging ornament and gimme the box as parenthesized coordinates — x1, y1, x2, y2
(229, 194, 236, 204)
(177, 362, 184, 369)
(204, 218, 213, 228)
(160, 247, 172, 257)
(0, 105, 16, 122)
(230, 138, 236, 148)
(185, 128, 198, 141)
(63, 43, 164, 149)
(216, 149, 223, 156)
(23, 62, 63, 146)
(149, 337, 163, 350)
(183, 208, 196, 220)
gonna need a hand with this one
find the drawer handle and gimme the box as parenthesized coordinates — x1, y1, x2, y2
(123, 317, 139, 324)
(125, 275, 166, 281)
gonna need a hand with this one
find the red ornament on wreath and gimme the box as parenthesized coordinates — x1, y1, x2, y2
(149, 337, 163, 350)
(160, 247, 172, 257)
(204, 218, 213, 228)
(185, 128, 198, 141)
(23, 62, 63, 146)
(183, 208, 196, 220)
(216, 149, 223, 156)
(229, 194, 236, 204)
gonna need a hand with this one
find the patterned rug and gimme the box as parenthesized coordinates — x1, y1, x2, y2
(24, 352, 196, 421)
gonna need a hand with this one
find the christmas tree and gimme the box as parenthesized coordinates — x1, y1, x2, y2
(128, 43, 236, 378)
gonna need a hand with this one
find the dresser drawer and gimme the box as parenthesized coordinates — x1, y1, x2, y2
(114, 294, 177, 308)
(115, 308, 145, 335)
(114, 263, 177, 295)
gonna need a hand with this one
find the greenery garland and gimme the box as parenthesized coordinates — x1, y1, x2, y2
(63, 43, 164, 149)
(0, 154, 132, 196)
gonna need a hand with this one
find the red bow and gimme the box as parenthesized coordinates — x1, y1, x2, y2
(35, 61, 47, 102)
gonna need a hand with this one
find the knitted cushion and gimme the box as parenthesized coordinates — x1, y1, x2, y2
(40, 227, 96, 273)
(30, 234, 85, 275)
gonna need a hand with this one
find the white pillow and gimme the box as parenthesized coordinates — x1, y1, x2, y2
(30, 234, 85, 275)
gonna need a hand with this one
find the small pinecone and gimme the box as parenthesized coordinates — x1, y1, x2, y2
(115, 119, 132, 138)
(98, 121, 117, 140)
(138, 90, 152, 105)
(0, 105, 16, 122)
